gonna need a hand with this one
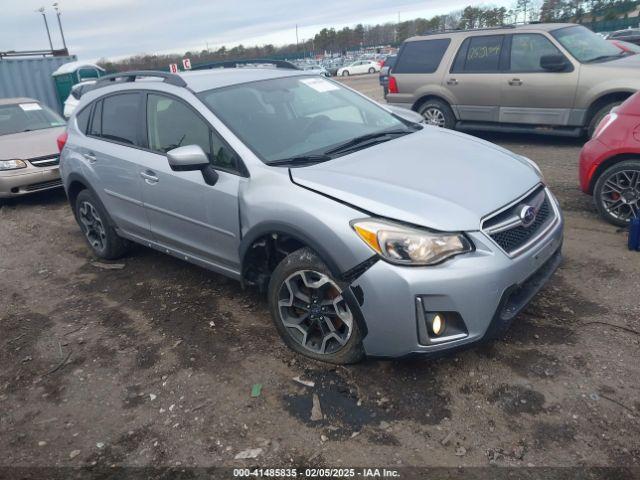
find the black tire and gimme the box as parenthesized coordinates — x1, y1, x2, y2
(587, 101, 621, 138)
(341, 70, 349, 76)
(592, 159, 640, 227)
(418, 99, 456, 129)
(268, 248, 365, 364)
(368, 67, 375, 74)
(75, 189, 129, 260)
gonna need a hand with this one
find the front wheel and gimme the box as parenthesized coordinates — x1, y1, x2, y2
(268, 248, 364, 364)
(341, 70, 349, 76)
(368, 67, 375, 74)
(418, 99, 456, 129)
(593, 160, 640, 226)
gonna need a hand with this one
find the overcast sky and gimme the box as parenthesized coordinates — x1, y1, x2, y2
(2, 0, 510, 61)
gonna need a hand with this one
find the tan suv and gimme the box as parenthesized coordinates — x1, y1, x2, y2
(386, 23, 640, 137)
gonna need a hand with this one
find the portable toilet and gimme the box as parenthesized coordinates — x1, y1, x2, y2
(52, 61, 105, 108)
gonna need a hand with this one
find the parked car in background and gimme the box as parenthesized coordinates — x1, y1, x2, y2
(63, 80, 97, 118)
(0, 97, 66, 198)
(387, 24, 639, 138)
(59, 68, 562, 363)
(579, 92, 640, 226)
(607, 28, 640, 46)
(337, 60, 381, 76)
(379, 55, 397, 98)
(609, 39, 640, 54)
(301, 64, 330, 77)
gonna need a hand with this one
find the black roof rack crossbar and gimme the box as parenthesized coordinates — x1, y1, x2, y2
(193, 59, 299, 71)
(421, 25, 516, 35)
(95, 70, 187, 88)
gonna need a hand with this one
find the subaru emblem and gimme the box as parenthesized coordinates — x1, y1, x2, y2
(519, 205, 537, 228)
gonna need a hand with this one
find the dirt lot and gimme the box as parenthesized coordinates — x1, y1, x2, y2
(1, 73, 639, 472)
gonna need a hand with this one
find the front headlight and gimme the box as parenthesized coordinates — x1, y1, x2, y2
(351, 219, 473, 266)
(0, 159, 27, 171)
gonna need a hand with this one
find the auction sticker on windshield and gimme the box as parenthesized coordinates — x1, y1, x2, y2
(19, 103, 42, 111)
(301, 77, 339, 93)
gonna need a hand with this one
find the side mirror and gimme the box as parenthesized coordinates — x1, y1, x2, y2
(540, 54, 570, 72)
(167, 145, 210, 171)
(167, 145, 219, 186)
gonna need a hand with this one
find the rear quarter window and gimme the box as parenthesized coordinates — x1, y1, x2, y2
(75, 106, 91, 134)
(394, 38, 451, 74)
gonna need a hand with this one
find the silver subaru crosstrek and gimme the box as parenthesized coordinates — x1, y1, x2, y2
(59, 68, 563, 364)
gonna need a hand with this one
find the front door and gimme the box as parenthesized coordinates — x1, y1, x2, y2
(499, 33, 579, 126)
(138, 93, 243, 275)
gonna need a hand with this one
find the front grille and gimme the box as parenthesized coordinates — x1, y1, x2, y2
(29, 155, 59, 168)
(482, 186, 556, 255)
(24, 179, 63, 192)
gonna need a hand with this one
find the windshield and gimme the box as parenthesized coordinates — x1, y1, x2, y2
(0, 102, 65, 136)
(199, 75, 411, 163)
(552, 25, 623, 63)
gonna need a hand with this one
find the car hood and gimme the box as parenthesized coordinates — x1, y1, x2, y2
(0, 127, 66, 160)
(590, 52, 640, 70)
(290, 127, 541, 231)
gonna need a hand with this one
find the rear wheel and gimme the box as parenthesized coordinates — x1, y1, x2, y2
(418, 99, 456, 129)
(341, 70, 349, 76)
(368, 67, 375, 74)
(593, 160, 640, 226)
(587, 101, 621, 138)
(268, 248, 364, 364)
(75, 189, 129, 259)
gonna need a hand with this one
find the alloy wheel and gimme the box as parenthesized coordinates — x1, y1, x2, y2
(600, 169, 640, 222)
(423, 107, 446, 127)
(78, 201, 107, 252)
(277, 270, 353, 355)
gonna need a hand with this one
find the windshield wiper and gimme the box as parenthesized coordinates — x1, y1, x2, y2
(267, 154, 333, 167)
(324, 128, 412, 156)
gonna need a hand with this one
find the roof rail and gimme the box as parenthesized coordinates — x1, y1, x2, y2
(192, 59, 299, 71)
(95, 70, 187, 88)
(420, 25, 516, 36)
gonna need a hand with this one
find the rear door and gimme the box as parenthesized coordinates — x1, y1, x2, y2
(499, 33, 579, 125)
(82, 92, 151, 240)
(446, 34, 507, 122)
(136, 92, 243, 274)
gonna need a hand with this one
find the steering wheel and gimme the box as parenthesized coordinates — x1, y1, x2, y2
(300, 115, 331, 138)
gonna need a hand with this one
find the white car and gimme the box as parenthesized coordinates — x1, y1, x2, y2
(337, 60, 381, 76)
(63, 81, 96, 118)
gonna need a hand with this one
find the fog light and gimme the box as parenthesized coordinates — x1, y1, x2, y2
(432, 313, 445, 336)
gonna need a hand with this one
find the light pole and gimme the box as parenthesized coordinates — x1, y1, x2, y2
(36, 7, 54, 51)
(52, 3, 68, 51)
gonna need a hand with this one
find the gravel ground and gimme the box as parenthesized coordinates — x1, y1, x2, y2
(0, 73, 638, 471)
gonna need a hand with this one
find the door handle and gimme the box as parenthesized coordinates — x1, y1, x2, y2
(446, 78, 458, 86)
(140, 170, 159, 184)
(83, 152, 96, 163)
(508, 78, 523, 86)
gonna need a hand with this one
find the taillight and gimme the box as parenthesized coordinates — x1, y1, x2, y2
(57, 131, 68, 152)
(388, 76, 398, 94)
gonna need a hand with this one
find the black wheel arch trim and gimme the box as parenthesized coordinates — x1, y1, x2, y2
(65, 172, 117, 228)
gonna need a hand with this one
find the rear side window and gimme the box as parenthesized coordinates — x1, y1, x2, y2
(89, 100, 102, 137)
(100, 93, 141, 146)
(454, 35, 504, 73)
(76, 106, 91, 133)
(394, 39, 451, 74)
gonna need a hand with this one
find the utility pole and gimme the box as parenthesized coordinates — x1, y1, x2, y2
(295, 24, 299, 51)
(37, 7, 54, 51)
(52, 3, 67, 51)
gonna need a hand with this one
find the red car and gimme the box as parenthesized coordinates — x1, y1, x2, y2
(579, 92, 640, 226)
